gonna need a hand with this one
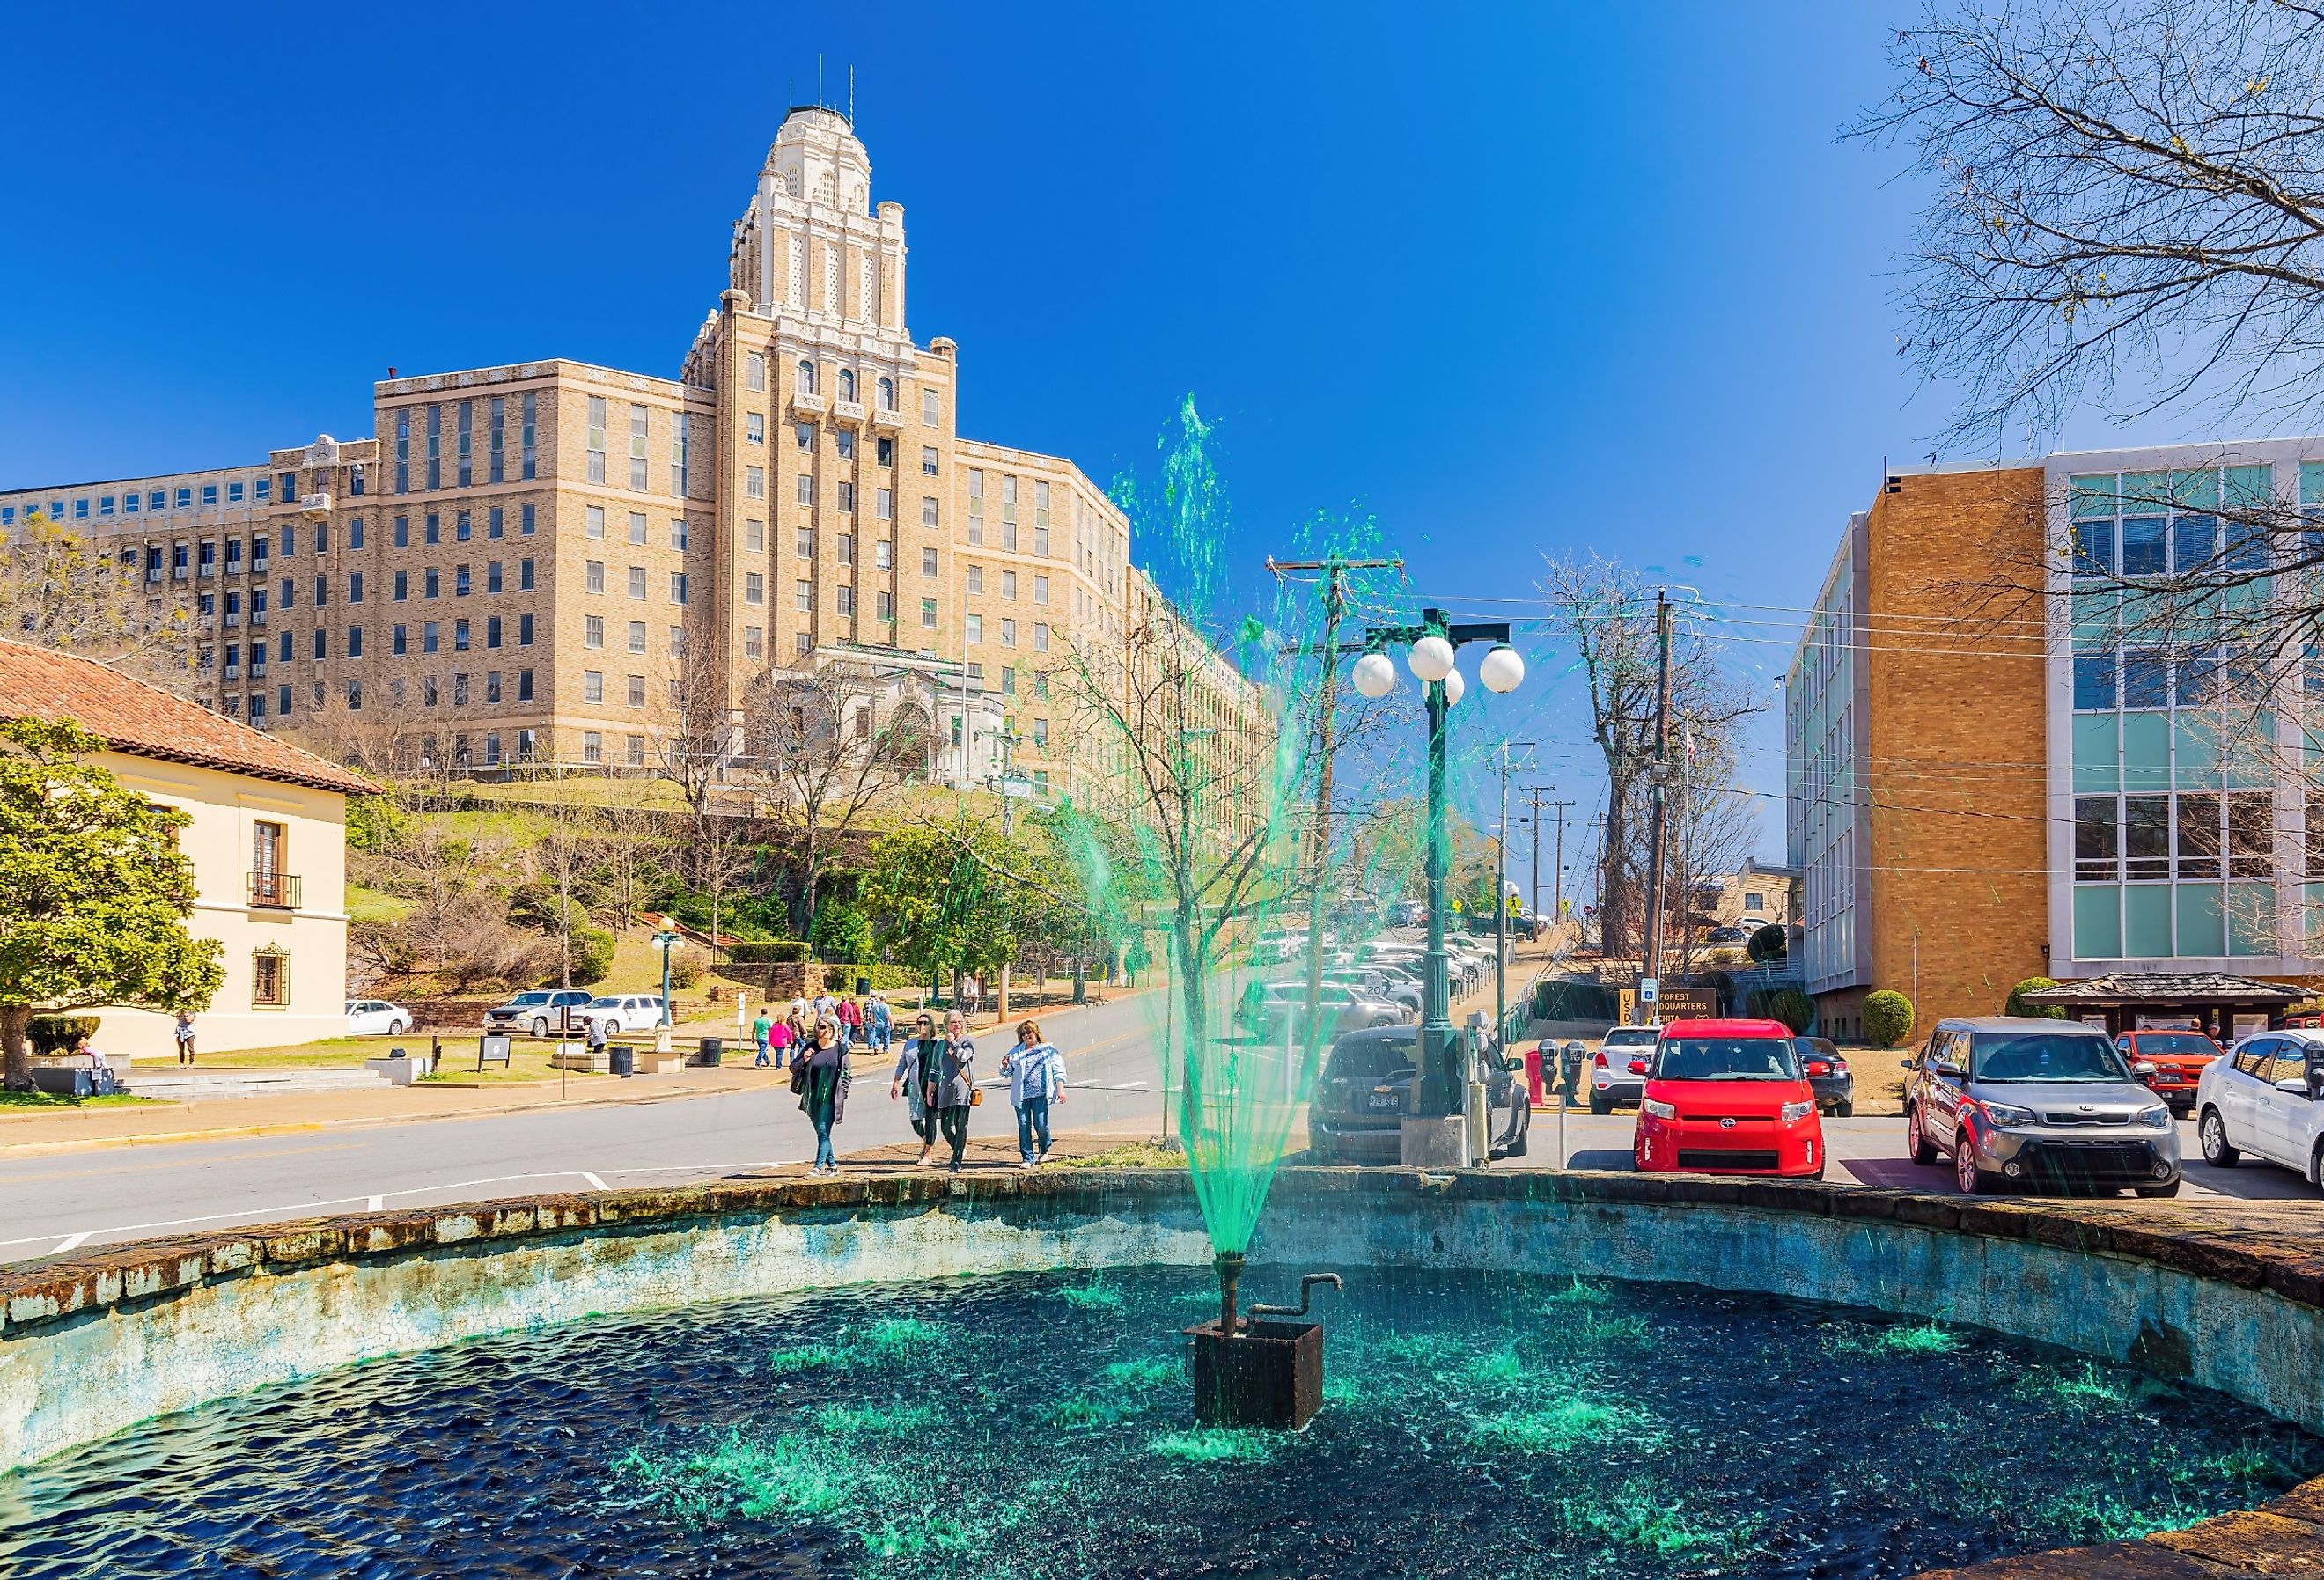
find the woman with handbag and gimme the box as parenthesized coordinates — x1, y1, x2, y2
(889, 1011, 941, 1167)
(798, 1016, 849, 1174)
(928, 1009, 978, 1173)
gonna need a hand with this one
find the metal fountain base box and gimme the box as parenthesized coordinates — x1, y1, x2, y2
(1183, 1318, 1324, 1430)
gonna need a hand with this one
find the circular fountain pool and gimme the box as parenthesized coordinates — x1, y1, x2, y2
(1, 1264, 2312, 1579)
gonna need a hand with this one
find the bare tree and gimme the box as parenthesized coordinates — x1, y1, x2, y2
(598, 800, 680, 930)
(0, 509, 194, 693)
(735, 658, 930, 931)
(280, 684, 416, 777)
(1541, 555, 1760, 966)
(1859, 0, 2324, 448)
(651, 641, 736, 848)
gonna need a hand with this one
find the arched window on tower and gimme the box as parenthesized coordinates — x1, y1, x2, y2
(877, 376, 895, 411)
(839, 368, 857, 403)
(798, 360, 817, 396)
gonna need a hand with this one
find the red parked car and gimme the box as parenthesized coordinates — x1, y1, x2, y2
(1633, 1018, 1827, 1179)
(2114, 1030, 2220, 1117)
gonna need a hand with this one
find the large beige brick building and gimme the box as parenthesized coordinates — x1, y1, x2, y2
(0, 107, 1240, 812)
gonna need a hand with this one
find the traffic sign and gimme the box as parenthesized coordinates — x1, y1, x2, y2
(1638, 977, 1658, 1005)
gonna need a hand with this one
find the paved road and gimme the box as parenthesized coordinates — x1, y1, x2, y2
(0, 991, 1179, 1266)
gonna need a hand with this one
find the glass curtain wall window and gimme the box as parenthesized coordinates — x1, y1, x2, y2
(2067, 464, 2283, 960)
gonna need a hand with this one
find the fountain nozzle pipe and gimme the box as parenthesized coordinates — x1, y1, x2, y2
(1215, 1250, 1246, 1337)
(1247, 1273, 1343, 1322)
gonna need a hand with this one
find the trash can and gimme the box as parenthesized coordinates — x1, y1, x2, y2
(855, 975, 872, 997)
(1522, 1045, 1546, 1108)
(609, 1045, 635, 1078)
(695, 1036, 723, 1068)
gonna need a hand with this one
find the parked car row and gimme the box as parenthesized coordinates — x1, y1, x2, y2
(481, 988, 669, 1037)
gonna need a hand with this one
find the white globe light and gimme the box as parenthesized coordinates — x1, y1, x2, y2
(1350, 651, 1396, 699)
(1442, 667, 1466, 706)
(1479, 643, 1525, 694)
(1408, 634, 1455, 683)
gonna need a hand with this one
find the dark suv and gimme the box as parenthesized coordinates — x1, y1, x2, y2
(1307, 1025, 1530, 1165)
(1906, 1016, 2181, 1196)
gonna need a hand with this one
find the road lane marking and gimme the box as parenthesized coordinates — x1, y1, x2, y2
(0, 1140, 364, 1185)
(581, 1171, 607, 1190)
(366, 1194, 383, 1210)
(53, 1232, 87, 1254)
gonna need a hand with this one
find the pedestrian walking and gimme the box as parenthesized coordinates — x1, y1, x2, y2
(890, 1011, 941, 1167)
(173, 1011, 196, 1066)
(929, 1010, 978, 1172)
(752, 1007, 775, 1068)
(798, 1016, 849, 1173)
(867, 991, 892, 1055)
(766, 1011, 796, 1070)
(998, 1018, 1067, 1166)
(835, 993, 863, 1053)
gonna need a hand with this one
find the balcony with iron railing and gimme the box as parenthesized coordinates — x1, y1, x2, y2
(246, 871, 302, 909)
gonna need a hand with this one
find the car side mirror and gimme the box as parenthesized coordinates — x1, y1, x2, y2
(1503, 1055, 1524, 1073)
(2131, 1060, 2159, 1082)
(2276, 1076, 2314, 1097)
(1934, 1060, 1965, 1079)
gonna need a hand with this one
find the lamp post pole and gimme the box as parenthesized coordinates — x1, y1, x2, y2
(1349, 607, 1521, 1128)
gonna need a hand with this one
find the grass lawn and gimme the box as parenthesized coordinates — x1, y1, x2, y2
(0, 1091, 156, 1110)
(202, 1033, 615, 1085)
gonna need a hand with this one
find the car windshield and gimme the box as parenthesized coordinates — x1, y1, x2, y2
(1652, 1037, 1802, 1081)
(2135, 1033, 2217, 1056)
(1970, 1033, 2129, 1083)
(507, 993, 551, 1007)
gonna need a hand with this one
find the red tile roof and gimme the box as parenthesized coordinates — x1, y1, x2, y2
(0, 639, 378, 797)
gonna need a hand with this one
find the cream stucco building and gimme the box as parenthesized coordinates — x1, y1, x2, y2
(0, 107, 1261, 817)
(0, 641, 375, 1062)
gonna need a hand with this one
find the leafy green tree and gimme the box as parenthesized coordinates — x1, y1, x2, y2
(860, 821, 1025, 990)
(0, 717, 224, 1085)
(1761, 987, 1814, 1035)
(808, 899, 873, 963)
(1863, 989, 1915, 1049)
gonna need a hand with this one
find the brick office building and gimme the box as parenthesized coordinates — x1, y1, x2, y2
(0, 107, 1257, 812)
(1788, 439, 2324, 1040)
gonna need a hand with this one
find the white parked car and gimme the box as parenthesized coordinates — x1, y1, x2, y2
(574, 994, 669, 1034)
(2196, 1029, 2324, 1188)
(345, 999, 412, 1037)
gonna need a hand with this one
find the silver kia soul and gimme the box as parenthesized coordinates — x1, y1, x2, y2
(1906, 1017, 2183, 1197)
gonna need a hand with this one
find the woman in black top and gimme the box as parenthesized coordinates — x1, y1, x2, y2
(800, 1017, 849, 1174)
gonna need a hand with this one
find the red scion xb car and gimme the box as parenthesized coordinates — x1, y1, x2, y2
(1633, 1018, 1827, 1179)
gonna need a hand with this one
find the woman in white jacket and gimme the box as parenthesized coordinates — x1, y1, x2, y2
(998, 1018, 1066, 1166)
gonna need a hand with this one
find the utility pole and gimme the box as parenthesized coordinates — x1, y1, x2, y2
(1518, 786, 1571, 927)
(993, 726, 1019, 1024)
(1492, 741, 1535, 1048)
(1265, 553, 1400, 1077)
(1643, 590, 1673, 994)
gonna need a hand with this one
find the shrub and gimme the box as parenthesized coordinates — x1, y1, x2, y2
(1863, 990, 1915, 1047)
(1761, 987, 1814, 1033)
(1746, 923, 1788, 963)
(726, 939, 809, 965)
(27, 1015, 103, 1057)
(564, 926, 616, 984)
(2004, 976, 2066, 1019)
(666, 950, 704, 990)
(809, 900, 873, 964)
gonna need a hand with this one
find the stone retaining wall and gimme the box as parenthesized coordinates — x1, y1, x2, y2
(4, 1168, 2322, 1576)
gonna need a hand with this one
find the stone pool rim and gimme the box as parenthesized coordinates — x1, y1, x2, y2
(4, 1165, 2323, 1580)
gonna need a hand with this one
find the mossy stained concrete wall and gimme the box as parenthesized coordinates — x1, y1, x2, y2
(5, 1169, 2324, 1478)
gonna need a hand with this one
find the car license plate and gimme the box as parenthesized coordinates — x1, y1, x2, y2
(1368, 1093, 1399, 1111)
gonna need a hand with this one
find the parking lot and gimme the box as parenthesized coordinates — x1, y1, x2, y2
(1523, 1108, 2321, 1211)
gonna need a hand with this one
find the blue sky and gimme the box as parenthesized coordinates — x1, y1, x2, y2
(0, 2, 2027, 885)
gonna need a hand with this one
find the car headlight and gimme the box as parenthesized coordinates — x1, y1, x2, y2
(2136, 1105, 2172, 1130)
(1642, 1099, 1676, 1120)
(1781, 1099, 1814, 1123)
(1979, 1099, 2037, 1127)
